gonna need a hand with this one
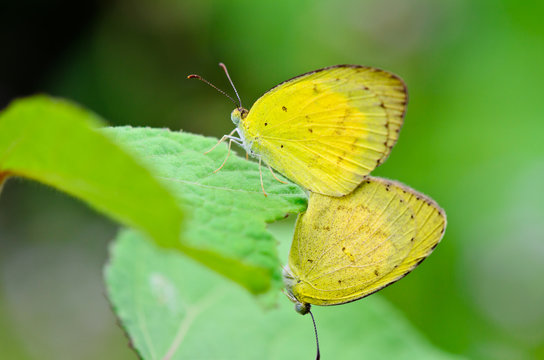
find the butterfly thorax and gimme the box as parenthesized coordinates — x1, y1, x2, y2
(231, 107, 259, 157)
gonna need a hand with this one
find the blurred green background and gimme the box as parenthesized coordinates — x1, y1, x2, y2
(1, 0, 543, 359)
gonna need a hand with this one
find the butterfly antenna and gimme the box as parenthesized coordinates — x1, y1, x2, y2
(309, 310, 321, 360)
(218, 62, 242, 108)
(187, 74, 239, 108)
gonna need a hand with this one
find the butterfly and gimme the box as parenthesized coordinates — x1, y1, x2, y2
(283, 177, 446, 359)
(189, 64, 407, 196)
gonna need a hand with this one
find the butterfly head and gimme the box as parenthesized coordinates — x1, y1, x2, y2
(295, 301, 311, 315)
(282, 265, 311, 315)
(231, 107, 249, 126)
(282, 265, 320, 359)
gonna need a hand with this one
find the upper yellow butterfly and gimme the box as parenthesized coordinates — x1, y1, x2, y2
(189, 64, 407, 197)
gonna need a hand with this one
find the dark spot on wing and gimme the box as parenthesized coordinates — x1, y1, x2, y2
(324, 226, 330, 231)
(411, 237, 415, 242)
(264, 122, 268, 126)
(338, 280, 342, 284)
(356, 204, 369, 211)
(374, 270, 379, 276)
(342, 246, 346, 251)
(282, 106, 287, 112)
(308, 128, 313, 133)
(280, 144, 284, 148)
(307, 259, 313, 263)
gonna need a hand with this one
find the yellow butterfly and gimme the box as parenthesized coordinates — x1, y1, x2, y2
(189, 64, 407, 196)
(283, 177, 446, 358)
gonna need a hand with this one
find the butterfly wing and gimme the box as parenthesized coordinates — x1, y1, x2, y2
(286, 177, 446, 306)
(241, 65, 407, 196)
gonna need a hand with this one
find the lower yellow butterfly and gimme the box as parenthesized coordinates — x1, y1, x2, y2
(189, 64, 407, 196)
(283, 177, 446, 359)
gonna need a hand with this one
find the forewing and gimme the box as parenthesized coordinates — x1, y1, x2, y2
(287, 177, 417, 306)
(244, 65, 407, 196)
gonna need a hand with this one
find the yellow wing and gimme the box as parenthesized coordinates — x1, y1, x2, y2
(285, 177, 446, 306)
(240, 65, 407, 197)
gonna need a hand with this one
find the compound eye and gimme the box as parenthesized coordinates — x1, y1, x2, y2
(240, 108, 249, 119)
(231, 109, 241, 126)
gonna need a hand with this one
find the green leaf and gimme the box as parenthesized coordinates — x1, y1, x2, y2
(0, 96, 305, 294)
(103, 127, 307, 294)
(0, 95, 184, 248)
(106, 231, 464, 360)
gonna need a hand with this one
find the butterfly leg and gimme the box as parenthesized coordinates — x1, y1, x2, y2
(204, 128, 237, 155)
(267, 165, 288, 184)
(213, 138, 233, 173)
(259, 157, 268, 197)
